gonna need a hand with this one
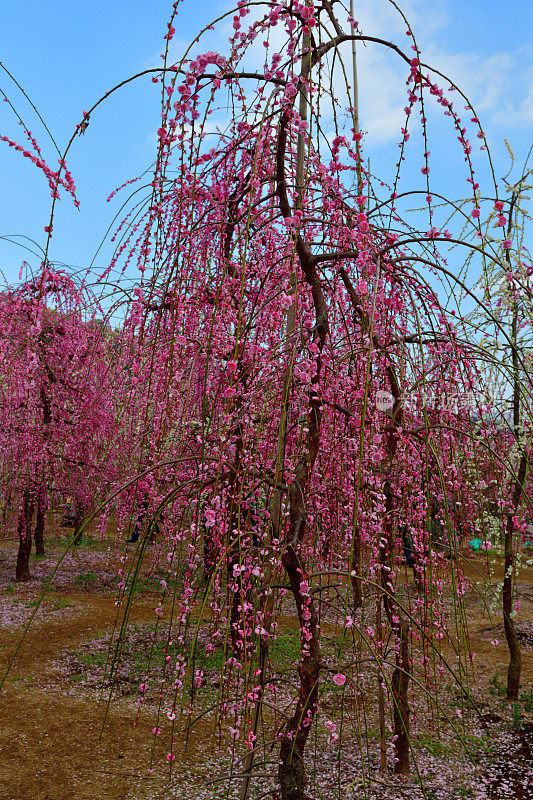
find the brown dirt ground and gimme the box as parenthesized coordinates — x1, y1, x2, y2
(0, 591, 202, 800)
(0, 538, 532, 800)
(0, 535, 220, 800)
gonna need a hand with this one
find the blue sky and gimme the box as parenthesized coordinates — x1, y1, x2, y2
(1, 0, 531, 288)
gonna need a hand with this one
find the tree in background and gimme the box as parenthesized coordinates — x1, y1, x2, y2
(0, 269, 115, 578)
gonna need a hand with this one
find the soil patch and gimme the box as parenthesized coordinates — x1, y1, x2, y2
(1, 541, 532, 799)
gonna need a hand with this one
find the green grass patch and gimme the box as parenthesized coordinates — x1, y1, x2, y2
(488, 672, 506, 697)
(127, 575, 160, 595)
(415, 733, 452, 757)
(270, 629, 301, 671)
(73, 570, 98, 588)
(52, 595, 73, 609)
(520, 690, 533, 713)
(77, 651, 106, 668)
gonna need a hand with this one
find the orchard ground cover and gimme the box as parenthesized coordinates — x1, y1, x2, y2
(0, 519, 531, 800)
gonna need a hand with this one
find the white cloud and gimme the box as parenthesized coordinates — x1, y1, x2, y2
(421, 46, 533, 129)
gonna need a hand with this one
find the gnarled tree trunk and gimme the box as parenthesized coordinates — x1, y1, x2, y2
(381, 483, 410, 774)
(279, 467, 322, 800)
(16, 490, 35, 582)
(275, 86, 329, 793)
(34, 492, 46, 556)
(503, 510, 522, 700)
(504, 302, 526, 700)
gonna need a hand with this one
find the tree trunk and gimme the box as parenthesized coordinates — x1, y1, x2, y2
(503, 512, 521, 700)
(391, 626, 410, 773)
(376, 593, 387, 771)
(239, 611, 272, 800)
(274, 36, 329, 796)
(381, 482, 410, 774)
(279, 516, 321, 800)
(504, 302, 525, 700)
(16, 491, 35, 582)
(34, 493, 46, 556)
(351, 530, 363, 610)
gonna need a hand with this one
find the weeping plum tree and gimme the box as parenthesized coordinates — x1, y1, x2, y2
(80, 1, 511, 795)
(0, 270, 115, 578)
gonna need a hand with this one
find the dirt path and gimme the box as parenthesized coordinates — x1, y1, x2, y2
(0, 593, 164, 800)
(0, 591, 206, 800)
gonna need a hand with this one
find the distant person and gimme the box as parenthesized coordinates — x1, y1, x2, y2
(126, 499, 158, 544)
